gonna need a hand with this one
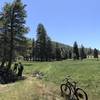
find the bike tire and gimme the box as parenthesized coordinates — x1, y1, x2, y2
(75, 88, 88, 100)
(60, 84, 71, 97)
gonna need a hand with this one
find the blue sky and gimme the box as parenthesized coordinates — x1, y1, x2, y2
(0, 0, 100, 49)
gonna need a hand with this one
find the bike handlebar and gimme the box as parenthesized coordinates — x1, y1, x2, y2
(62, 77, 78, 85)
(62, 77, 69, 82)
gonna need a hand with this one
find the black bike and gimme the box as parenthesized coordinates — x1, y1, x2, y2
(60, 77, 88, 100)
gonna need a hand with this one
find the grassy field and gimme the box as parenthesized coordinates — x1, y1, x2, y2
(0, 59, 100, 100)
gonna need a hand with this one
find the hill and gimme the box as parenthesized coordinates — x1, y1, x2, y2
(52, 41, 72, 50)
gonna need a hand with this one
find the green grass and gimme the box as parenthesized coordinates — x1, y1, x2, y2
(0, 59, 100, 100)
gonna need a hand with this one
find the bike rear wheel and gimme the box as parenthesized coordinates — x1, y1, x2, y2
(75, 88, 88, 100)
(60, 84, 71, 97)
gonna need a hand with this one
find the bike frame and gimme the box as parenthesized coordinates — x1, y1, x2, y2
(64, 78, 78, 97)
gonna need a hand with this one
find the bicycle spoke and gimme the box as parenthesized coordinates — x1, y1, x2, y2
(75, 88, 88, 100)
(60, 84, 71, 96)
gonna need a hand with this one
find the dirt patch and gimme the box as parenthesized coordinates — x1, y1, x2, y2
(0, 84, 8, 93)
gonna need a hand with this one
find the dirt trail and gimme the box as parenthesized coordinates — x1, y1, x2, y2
(27, 76, 64, 100)
(0, 84, 8, 93)
(0, 76, 64, 100)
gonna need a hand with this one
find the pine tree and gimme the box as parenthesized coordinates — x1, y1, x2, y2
(0, 0, 28, 69)
(46, 36, 53, 61)
(35, 23, 53, 61)
(32, 38, 35, 61)
(73, 41, 79, 60)
(80, 45, 86, 60)
(55, 43, 61, 61)
(64, 50, 68, 59)
(36, 23, 47, 61)
(0, 3, 11, 67)
(93, 48, 98, 59)
(35, 40, 40, 61)
(87, 48, 93, 58)
(68, 50, 72, 59)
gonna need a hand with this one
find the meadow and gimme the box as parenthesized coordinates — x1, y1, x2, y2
(0, 59, 100, 100)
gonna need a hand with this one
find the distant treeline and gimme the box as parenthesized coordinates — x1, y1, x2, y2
(23, 24, 99, 61)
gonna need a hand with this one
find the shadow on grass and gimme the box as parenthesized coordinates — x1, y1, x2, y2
(17, 75, 27, 81)
(23, 64, 33, 66)
(0, 75, 27, 85)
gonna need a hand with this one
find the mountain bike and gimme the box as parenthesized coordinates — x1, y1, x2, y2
(60, 77, 88, 100)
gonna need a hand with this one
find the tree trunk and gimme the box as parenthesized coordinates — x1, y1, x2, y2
(0, 24, 7, 67)
(7, 8, 14, 70)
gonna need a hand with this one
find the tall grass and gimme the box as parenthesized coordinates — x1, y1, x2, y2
(0, 59, 100, 100)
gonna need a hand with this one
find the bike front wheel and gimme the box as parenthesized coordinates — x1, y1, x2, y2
(60, 84, 71, 97)
(75, 88, 88, 100)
